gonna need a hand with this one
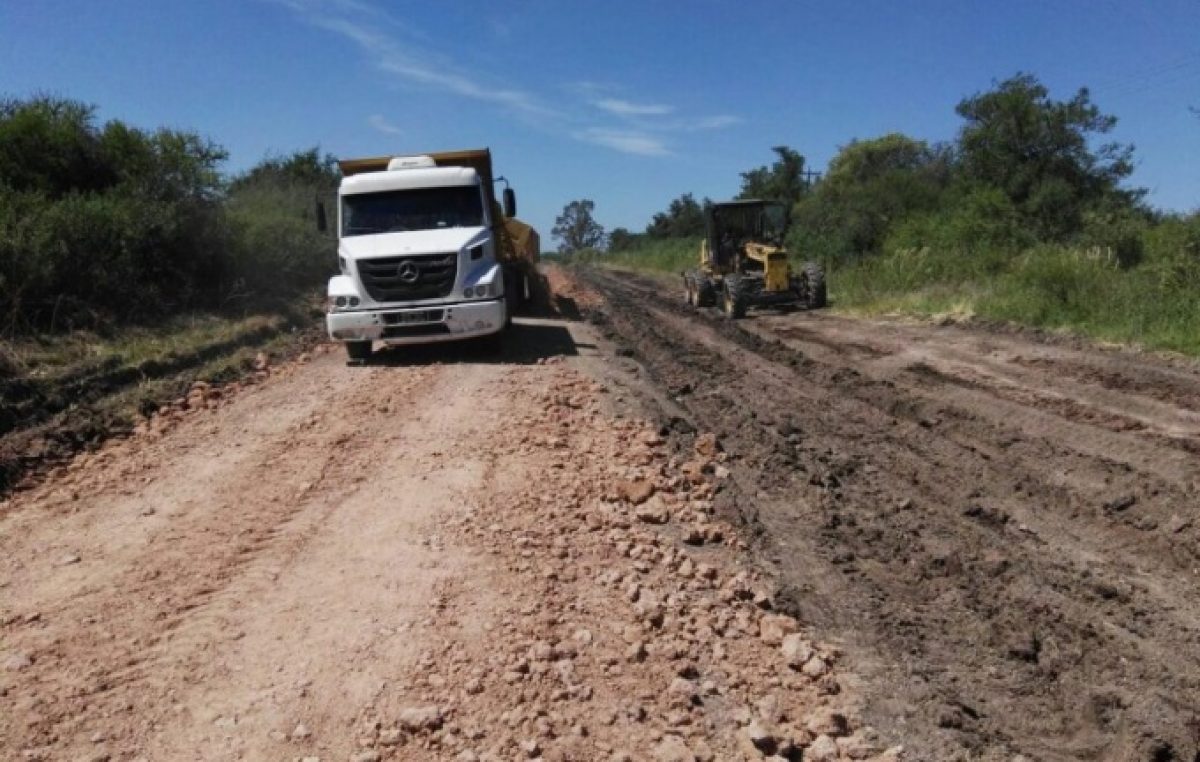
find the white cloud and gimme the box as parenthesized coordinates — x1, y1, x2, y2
(275, 0, 555, 118)
(271, 0, 727, 158)
(368, 114, 403, 136)
(574, 128, 671, 157)
(689, 114, 742, 130)
(593, 98, 675, 117)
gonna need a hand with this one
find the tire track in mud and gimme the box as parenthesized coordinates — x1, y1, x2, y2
(576, 267, 1200, 762)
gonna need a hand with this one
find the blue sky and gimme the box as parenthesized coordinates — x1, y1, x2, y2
(2, 0, 1197, 238)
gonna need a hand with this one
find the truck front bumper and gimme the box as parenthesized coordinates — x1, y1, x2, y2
(326, 299, 504, 346)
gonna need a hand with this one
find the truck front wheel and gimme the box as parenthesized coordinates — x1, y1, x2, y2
(503, 267, 520, 326)
(345, 340, 373, 364)
(479, 327, 507, 356)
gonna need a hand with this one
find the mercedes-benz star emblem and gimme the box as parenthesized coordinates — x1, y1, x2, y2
(396, 261, 420, 283)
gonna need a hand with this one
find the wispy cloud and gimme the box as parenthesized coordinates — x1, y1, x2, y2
(368, 114, 403, 136)
(579, 83, 741, 133)
(574, 128, 671, 157)
(688, 114, 742, 130)
(271, 0, 736, 158)
(275, 0, 554, 118)
(593, 98, 675, 117)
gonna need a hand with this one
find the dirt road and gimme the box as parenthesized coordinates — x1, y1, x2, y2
(1, 309, 882, 761)
(574, 267, 1200, 761)
(3, 267, 1199, 761)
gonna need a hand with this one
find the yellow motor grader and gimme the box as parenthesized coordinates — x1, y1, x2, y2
(683, 200, 825, 318)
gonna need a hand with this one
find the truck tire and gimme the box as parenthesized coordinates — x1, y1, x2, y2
(722, 276, 749, 319)
(697, 276, 717, 307)
(501, 267, 518, 326)
(345, 340, 373, 364)
(480, 327, 507, 356)
(504, 277, 516, 328)
(802, 262, 827, 309)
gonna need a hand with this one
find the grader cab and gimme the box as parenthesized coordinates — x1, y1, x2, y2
(683, 200, 826, 319)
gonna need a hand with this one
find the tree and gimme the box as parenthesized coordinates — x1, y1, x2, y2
(608, 227, 638, 252)
(793, 134, 952, 256)
(552, 199, 605, 253)
(0, 95, 113, 196)
(955, 73, 1137, 240)
(228, 147, 339, 194)
(824, 133, 945, 186)
(645, 193, 708, 238)
(737, 146, 809, 229)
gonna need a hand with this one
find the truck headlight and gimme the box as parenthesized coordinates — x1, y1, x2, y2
(329, 295, 360, 311)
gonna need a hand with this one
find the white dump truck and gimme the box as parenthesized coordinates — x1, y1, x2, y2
(319, 148, 540, 363)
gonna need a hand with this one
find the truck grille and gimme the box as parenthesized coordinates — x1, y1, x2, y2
(357, 253, 457, 302)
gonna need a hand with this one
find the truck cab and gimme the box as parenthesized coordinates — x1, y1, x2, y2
(324, 149, 530, 363)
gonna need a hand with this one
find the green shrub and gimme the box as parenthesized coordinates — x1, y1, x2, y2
(1140, 213, 1200, 291)
(884, 188, 1033, 256)
(835, 230, 1200, 356)
(224, 179, 333, 301)
(0, 186, 229, 330)
(1074, 203, 1150, 268)
(0, 95, 335, 334)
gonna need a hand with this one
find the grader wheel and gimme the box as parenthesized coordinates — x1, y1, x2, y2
(802, 262, 827, 309)
(722, 276, 749, 319)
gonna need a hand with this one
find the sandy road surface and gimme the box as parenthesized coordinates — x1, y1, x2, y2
(1, 310, 888, 762)
(574, 267, 1200, 761)
(6, 266, 1200, 762)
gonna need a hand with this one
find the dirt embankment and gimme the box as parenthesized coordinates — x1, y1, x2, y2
(570, 266, 1200, 761)
(0, 305, 894, 761)
(0, 312, 322, 495)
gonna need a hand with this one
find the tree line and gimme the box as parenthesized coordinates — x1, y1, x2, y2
(555, 73, 1195, 269)
(0, 95, 338, 335)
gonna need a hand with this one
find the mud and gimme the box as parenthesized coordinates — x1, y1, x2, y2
(573, 266, 1200, 761)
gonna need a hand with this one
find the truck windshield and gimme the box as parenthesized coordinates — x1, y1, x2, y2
(341, 186, 484, 236)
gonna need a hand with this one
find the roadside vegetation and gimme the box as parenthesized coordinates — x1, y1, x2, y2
(0, 94, 336, 339)
(563, 74, 1200, 356)
(0, 94, 337, 371)
(0, 94, 336, 490)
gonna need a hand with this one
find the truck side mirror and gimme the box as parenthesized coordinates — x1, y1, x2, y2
(502, 188, 517, 218)
(316, 200, 328, 233)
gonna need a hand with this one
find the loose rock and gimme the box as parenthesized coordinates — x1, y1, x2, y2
(397, 705, 444, 731)
(805, 734, 840, 762)
(781, 633, 813, 668)
(618, 480, 656, 505)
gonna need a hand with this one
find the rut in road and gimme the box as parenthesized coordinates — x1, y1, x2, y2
(576, 267, 1200, 762)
